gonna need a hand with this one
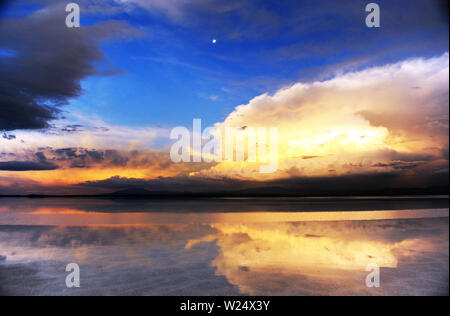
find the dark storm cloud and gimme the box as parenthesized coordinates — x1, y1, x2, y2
(79, 174, 250, 192)
(0, 150, 58, 171)
(60, 125, 84, 133)
(51, 147, 107, 168)
(0, 3, 140, 131)
(45, 147, 209, 172)
(49, 147, 153, 169)
(0, 161, 58, 171)
(14, 147, 130, 169)
(2, 147, 187, 171)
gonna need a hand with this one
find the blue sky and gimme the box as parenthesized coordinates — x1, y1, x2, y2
(3, 0, 447, 129)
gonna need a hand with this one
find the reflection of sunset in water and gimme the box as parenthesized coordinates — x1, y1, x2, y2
(188, 223, 399, 270)
(186, 220, 448, 295)
(0, 199, 448, 296)
(0, 199, 448, 225)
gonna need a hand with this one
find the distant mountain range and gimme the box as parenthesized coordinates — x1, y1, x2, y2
(109, 188, 154, 196)
(0, 186, 448, 199)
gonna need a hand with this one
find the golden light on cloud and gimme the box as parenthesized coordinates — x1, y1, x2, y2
(195, 53, 449, 180)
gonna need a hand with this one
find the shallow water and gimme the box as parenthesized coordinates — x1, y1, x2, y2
(0, 197, 448, 296)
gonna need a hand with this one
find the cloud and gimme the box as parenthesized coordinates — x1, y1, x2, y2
(116, 0, 449, 45)
(0, 161, 58, 171)
(196, 53, 450, 180)
(2, 133, 16, 140)
(0, 150, 58, 171)
(0, 113, 171, 153)
(117, 0, 281, 40)
(1, 146, 186, 172)
(0, 3, 140, 131)
(79, 173, 241, 192)
(44, 147, 180, 170)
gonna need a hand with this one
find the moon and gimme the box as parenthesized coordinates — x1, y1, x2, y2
(212, 39, 217, 44)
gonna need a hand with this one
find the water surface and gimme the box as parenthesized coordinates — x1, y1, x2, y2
(0, 197, 448, 296)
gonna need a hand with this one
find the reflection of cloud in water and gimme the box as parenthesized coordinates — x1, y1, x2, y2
(0, 224, 239, 296)
(186, 219, 449, 295)
(0, 218, 448, 295)
(0, 224, 216, 262)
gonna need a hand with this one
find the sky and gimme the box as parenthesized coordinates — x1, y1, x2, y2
(0, 0, 448, 195)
